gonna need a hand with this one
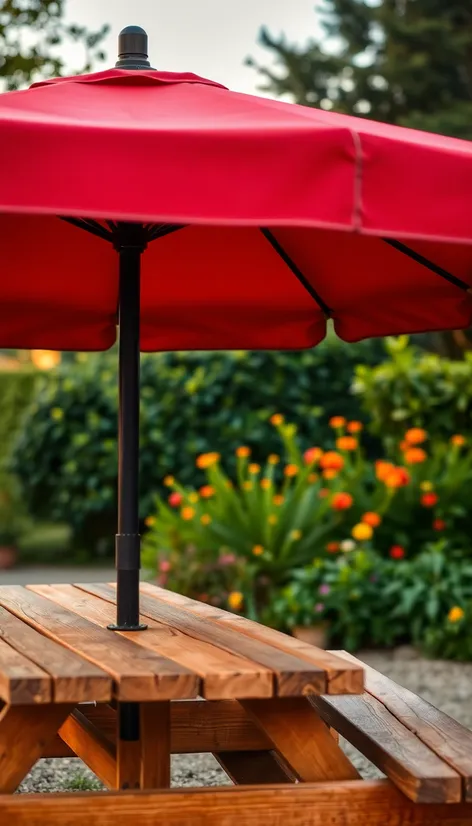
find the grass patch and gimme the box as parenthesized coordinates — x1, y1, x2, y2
(61, 770, 102, 792)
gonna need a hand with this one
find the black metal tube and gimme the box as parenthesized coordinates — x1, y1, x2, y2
(108, 242, 147, 632)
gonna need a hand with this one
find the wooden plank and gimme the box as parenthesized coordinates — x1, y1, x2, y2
(138, 582, 363, 695)
(0, 586, 198, 701)
(37, 584, 272, 700)
(0, 604, 110, 703)
(140, 702, 171, 789)
(241, 697, 360, 782)
(0, 636, 50, 704)
(83, 583, 326, 697)
(332, 650, 472, 802)
(4, 780, 472, 825)
(216, 751, 295, 784)
(59, 709, 116, 788)
(44, 699, 272, 758)
(310, 692, 461, 803)
(0, 702, 72, 792)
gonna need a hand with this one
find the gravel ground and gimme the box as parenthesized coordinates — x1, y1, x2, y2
(18, 646, 472, 793)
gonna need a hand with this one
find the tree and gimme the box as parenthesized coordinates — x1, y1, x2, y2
(0, 0, 108, 91)
(249, 1, 472, 140)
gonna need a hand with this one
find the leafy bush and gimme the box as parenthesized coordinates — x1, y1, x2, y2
(0, 367, 38, 468)
(354, 336, 472, 449)
(10, 338, 383, 552)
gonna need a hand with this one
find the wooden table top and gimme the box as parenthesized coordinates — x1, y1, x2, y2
(0, 582, 363, 704)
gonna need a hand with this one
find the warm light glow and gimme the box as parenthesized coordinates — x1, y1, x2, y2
(31, 350, 61, 370)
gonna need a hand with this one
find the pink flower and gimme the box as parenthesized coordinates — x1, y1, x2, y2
(319, 584, 330, 596)
(314, 603, 324, 613)
(159, 560, 171, 573)
(219, 553, 237, 566)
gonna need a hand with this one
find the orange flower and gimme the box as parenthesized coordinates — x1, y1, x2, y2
(228, 591, 244, 611)
(331, 492, 353, 511)
(375, 461, 395, 481)
(323, 469, 338, 480)
(329, 416, 346, 429)
(336, 436, 358, 451)
(284, 464, 299, 477)
(347, 421, 363, 433)
(273, 494, 284, 506)
(451, 434, 466, 447)
(181, 506, 195, 521)
(200, 514, 212, 525)
(236, 446, 251, 458)
(145, 516, 156, 527)
(164, 475, 175, 486)
(421, 492, 438, 508)
(199, 485, 215, 499)
(326, 541, 340, 553)
(308, 472, 319, 483)
(268, 454, 280, 465)
(319, 451, 344, 471)
(249, 463, 261, 474)
(405, 428, 428, 445)
(303, 447, 323, 465)
(196, 452, 220, 469)
(362, 512, 381, 527)
(243, 481, 253, 491)
(260, 478, 272, 490)
(384, 467, 411, 488)
(399, 441, 409, 451)
(404, 447, 427, 465)
(270, 414, 284, 426)
(252, 545, 264, 556)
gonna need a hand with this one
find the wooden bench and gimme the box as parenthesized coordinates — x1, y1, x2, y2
(1, 582, 472, 824)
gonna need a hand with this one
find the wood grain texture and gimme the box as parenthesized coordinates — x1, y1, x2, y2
(139, 582, 363, 695)
(41, 584, 272, 700)
(216, 751, 295, 785)
(59, 709, 116, 788)
(4, 780, 472, 825)
(310, 691, 461, 803)
(241, 697, 360, 782)
(0, 586, 198, 701)
(332, 650, 472, 802)
(89, 583, 326, 697)
(0, 603, 110, 703)
(140, 702, 171, 789)
(44, 699, 272, 757)
(0, 636, 50, 704)
(0, 702, 73, 792)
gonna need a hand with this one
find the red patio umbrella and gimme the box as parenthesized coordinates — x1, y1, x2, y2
(2, 26, 472, 632)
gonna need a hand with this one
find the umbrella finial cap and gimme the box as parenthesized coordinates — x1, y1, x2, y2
(116, 25, 153, 70)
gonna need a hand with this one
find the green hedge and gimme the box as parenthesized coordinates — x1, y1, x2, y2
(9, 338, 384, 554)
(0, 368, 38, 468)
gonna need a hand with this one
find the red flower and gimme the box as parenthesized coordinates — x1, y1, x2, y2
(331, 492, 353, 511)
(390, 545, 406, 559)
(421, 492, 438, 508)
(168, 491, 183, 508)
(433, 519, 446, 531)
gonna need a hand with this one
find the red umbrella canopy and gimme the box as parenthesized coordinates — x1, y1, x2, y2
(1, 45, 472, 351)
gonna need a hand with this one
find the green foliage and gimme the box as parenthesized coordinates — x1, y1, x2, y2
(0, 470, 30, 545)
(250, 0, 472, 140)
(10, 340, 383, 552)
(354, 336, 472, 448)
(0, 368, 38, 468)
(61, 770, 102, 792)
(1, 1, 108, 90)
(422, 604, 472, 661)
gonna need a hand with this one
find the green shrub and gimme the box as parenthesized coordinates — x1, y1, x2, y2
(354, 336, 472, 450)
(9, 338, 383, 553)
(0, 367, 38, 468)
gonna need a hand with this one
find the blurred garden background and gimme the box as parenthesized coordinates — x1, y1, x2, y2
(3, 0, 472, 659)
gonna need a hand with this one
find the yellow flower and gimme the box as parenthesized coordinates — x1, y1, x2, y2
(290, 529, 302, 541)
(50, 407, 64, 421)
(196, 452, 220, 469)
(420, 481, 434, 492)
(260, 478, 271, 490)
(243, 481, 253, 491)
(329, 416, 346, 429)
(284, 464, 299, 478)
(249, 463, 261, 474)
(144, 516, 156, 527)
(448, 606, 465, 623)
(351, 523, 373, 541)
(451, 434, 466, 447)
(268, 514, 278, 525)
(236, 446, 251, 458)
(252, 545, 264, 556)
(188, 492, 199, 504)
(228, 591, 244, 611)
(268, 454, 280, 465)
(273, 494, 284, 506)
(200, 514, 212, 525)
(164, 475, 175, 487)
(405, 428, 428, 445)
(181, 506, 195, 521)
(270, 414, 284, 426)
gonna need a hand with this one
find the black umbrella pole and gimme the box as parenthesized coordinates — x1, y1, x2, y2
(108, 243, 147, 632)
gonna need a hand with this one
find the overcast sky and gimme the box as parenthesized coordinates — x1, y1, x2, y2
(66, 0, 322, 95)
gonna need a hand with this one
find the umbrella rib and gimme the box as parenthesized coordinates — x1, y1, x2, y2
(147, 224, 187, 242)
(384, 239, 471, 293)
(60, 216, 114, 243)
(260, 228, 332, 317)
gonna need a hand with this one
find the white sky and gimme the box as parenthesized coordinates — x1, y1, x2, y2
(65, 0, 323, 95)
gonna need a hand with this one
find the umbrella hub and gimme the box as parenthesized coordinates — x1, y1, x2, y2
(115, 25, 155, 71)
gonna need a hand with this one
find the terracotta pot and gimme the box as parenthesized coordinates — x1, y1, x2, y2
(292, 623, 329, 649)
(0, 545, 17, 570)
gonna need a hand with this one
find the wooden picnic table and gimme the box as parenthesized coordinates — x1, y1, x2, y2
(2, 581, 472, 825)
